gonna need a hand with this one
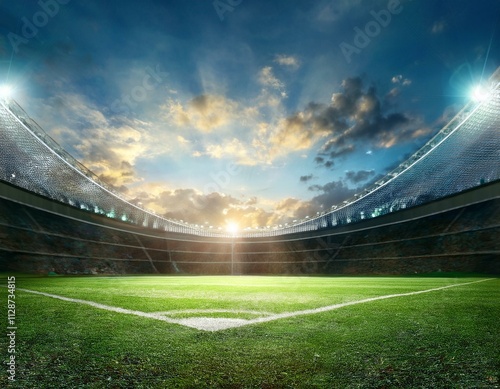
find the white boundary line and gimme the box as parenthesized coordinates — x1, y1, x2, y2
(18, 278, 495, 331)
(18, 287, 182, 325)
(156, 309, 274, 316)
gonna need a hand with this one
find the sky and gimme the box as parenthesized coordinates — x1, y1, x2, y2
(1, 0, 499, 230)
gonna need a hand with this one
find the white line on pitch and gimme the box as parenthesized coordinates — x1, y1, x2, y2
(17, 288, 183, 325)
(17, 278, 495, 331)
(242, 278, 495, 330)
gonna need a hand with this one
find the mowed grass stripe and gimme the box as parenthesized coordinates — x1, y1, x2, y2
(16, 278, 494, 331)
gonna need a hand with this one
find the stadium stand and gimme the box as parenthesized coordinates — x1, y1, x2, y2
(0, 181, 498, 275)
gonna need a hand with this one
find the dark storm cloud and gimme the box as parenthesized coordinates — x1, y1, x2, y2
(279, 76, 422, 169)
(299, 174, 314, 183)
(289, 169, 380, 219)
(345, 169, 375, 184)
(309, 180, 354, 201)
(290, 179, 356, 219)
(317, 145, 356, 166)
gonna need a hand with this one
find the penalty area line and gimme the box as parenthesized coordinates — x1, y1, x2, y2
(16, 278, 495, 332)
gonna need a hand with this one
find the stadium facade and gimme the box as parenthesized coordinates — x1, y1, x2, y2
(0, 68, 499, 275)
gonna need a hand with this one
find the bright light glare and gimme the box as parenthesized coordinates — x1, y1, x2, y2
(0, 85, 12, 98)
(226, 222, 239, 235)
(471, 85, 490, 102)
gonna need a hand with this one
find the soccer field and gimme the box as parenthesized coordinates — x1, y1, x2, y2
(2, 275, 499, 388)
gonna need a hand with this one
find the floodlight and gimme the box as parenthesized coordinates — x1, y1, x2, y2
(0, 84, 13, 99)
(471, 84, 491, 103)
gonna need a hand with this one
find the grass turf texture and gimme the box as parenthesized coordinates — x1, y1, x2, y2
(1, 275, 499, 388)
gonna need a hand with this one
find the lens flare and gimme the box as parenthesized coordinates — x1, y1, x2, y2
(471, 85, 490, 102)
(0, 85, 12, 99)
(226, 222, 239, 235)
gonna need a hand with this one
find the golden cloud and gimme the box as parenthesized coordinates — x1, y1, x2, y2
(164, 94, 239, 132)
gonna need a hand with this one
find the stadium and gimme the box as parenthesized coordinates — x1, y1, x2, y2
(1, 68, 499, 277)
(1, 2, 500, 388)
(0, 66, 498, 386)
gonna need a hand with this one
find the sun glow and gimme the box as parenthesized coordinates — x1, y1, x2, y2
(471, 84, 491, 103)
(0, 85, 13, 99)
(226, 221, 239, 236)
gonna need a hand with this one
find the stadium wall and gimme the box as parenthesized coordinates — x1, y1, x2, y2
(0, 179, 498, 275)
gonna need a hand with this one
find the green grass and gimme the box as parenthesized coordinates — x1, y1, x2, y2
(1, 274, 499, 388)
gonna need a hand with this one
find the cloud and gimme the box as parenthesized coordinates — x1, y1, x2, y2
(434, 104, 459, 127)
(161, 85, 288, 165)
(268, 76, 425, 169)
(317, 145, 355, 164)
(28, 68, 434, 230)
(130, 167, 381, 229)
(313, 0, 363, 22)
(275, 197, 301, 212)
(431, 20, 447, 34)
(387, 75, 412, 100)
(391, 74, 412, 86)
(164, 94, 239, 132)
(314, 156, 334, 169)
(35, 93, 153, 191)
(386, 87, 400, 99)
(127, 174, 362, 229)
(130, 186, 230, 221)
(300, 174, 314, 183)
(258, 66, 285, 91)
(203, 138, 260, 165)
(293, 179, 357, 218)
(159, 57, 323, 166)
(160, 92, 274, 165)
(176, 135, 190, 145)
(345, 169, 375, 184)
(274, 54, 300, 69)
(269, 112, 330, 153)
(286, 170, 378, 219)
(129, 185, 287, 229)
